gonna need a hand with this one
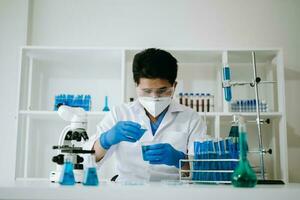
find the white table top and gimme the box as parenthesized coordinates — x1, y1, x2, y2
(0, 179, 300, 200)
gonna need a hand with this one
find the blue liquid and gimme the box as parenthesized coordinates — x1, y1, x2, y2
(223, 66, 232, 102)
(83, 167, 99, 186)
(102, 96, 110, 112)
(59, 161, 75, 185)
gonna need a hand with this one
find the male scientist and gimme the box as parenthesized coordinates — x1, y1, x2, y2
(87, 48, 206, 181)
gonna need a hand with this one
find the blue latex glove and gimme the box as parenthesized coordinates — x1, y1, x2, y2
(100, 121, 146, 150)
(143, 143, 186, 168)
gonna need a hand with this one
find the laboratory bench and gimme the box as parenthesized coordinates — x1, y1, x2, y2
(0, 179, 300, 200)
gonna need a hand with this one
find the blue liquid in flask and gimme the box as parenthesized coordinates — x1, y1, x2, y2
(102, 96, 110, 112)
(59, 161, 75, 185)
(83, 167, 99, 186)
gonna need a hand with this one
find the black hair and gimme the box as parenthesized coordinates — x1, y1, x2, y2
(132, 48, 178, 85)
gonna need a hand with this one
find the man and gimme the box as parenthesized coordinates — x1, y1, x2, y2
(86, 48, 206, 181)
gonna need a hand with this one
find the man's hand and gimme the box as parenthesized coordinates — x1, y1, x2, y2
(100, 121, 146, 149)
(143, 143, 186, 168)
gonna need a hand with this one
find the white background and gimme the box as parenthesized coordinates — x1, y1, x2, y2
(0, 0, 299, 183)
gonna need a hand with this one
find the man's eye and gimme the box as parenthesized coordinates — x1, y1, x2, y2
(157, 89, 166, 94)
(143, 89, 152, 93)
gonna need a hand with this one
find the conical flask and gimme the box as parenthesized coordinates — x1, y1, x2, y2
(83, 154, 99, 186)
(59, 155, 76, 185)
(231, 116, 257, 187)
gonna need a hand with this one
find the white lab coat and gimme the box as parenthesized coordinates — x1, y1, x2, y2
(84, 100, 206, 181)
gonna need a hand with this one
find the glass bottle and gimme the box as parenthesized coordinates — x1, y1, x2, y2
(231, 116, 257, 187)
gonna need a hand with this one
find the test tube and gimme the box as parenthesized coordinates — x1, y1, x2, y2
(178, 93, 183, 105)
(184, 93, 189, 107)
(223, 64, 232, 102)
(206, 93, 210, 112)
(249, 100, 253, 112)
(241, 100, 245, 112)
(193, 141, 200, 181)
(195, 93, 200, 112)
(246, 100, 249, 112)
(210, 94, 214, 112)
(262, 100, 268, 112)
(259, 100, 263, 112)
(189, 93, 194, 109)
(201, 93, 205, 112)
(232, 100, 237, 112)
(219, 139, 226, 181)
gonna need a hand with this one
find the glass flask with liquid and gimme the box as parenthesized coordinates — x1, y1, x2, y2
(231, 116, 257, 187)
(59, 155, 76, 185)
(83, 154, 99, 186)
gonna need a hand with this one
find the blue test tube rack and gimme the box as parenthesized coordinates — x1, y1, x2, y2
(192, 138, 239, 184)
(54, 94, 92, 111)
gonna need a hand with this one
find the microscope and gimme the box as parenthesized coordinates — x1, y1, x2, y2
(50, 105, 95, 183)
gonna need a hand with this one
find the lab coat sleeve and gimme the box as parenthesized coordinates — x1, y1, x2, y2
(82, 107, 118, 168)
(187, 112, 207, 156)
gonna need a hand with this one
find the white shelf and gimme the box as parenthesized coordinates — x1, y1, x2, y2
(219, 112, 282, 118)
(15, 47, 288, 183)
(197, 112, 282, 118)
(18, 110, 106, 119)
(227, 50, 278, 63)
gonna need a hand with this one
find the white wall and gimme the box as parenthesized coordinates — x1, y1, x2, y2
(1, 0, 300, 182)
(0, 0, 28, 182)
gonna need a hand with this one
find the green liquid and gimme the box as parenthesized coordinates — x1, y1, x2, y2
(231, 132, 257, 188)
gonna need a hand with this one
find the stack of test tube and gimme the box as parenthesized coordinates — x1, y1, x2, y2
(178, 92, 214, 112)
(54, 94, 91, 111)
(230, 99, 268, 112)
(192, 138, 239, 183)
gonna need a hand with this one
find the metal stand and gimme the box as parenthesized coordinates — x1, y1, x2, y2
(251, 51, 265, 180)
(222, 51, 284, 184)
(251, 52, 284, 184)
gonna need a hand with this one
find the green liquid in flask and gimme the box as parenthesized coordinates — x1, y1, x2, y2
(231, 118, 257, 188)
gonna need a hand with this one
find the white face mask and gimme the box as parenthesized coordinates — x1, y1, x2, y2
(138, 96, 172, 117)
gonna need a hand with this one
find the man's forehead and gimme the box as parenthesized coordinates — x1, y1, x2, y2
(140, 86, 168, 90)
(138, 78, 171, 86)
